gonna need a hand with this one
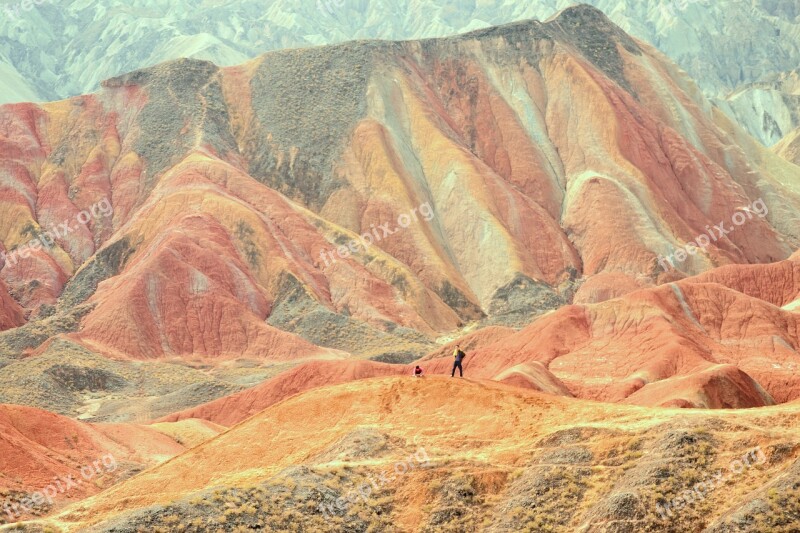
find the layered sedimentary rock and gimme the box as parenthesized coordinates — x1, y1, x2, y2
(716, 68, 800, 146)
(421, 256, 800, 408)
(0, 279, 23, 330)
(1, 6, 799, 366)
(159, 360, 402, 426)
(156, 255, 798, 417)
(3, 0, 800, 106)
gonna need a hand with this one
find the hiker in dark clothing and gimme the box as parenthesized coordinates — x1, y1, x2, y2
(451, 344, 466, 377)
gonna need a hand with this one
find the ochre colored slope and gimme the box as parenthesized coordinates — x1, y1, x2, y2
(159, 360, 403, 426)
(160, 328, 572, 428)
(156, 257, 800, 426)
(419, 326, 516, 361)
(148, 419, 226, 448)
(34, 377, 800, 532)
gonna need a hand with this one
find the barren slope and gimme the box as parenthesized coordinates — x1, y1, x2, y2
(23, 377, 800, 532)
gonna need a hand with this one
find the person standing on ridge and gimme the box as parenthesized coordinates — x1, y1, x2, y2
(451, 344, 466, 377)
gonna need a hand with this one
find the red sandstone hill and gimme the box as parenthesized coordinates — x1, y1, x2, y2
(422, 255, 800, 407)
(0, 279, 23, 330)
(2, 7, 800, 530)
(161, 255, 799, 425)
(0, 5, 798, 369)
(0, 403, 211, 519)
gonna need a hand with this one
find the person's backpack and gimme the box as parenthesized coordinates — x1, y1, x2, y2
(456, 349, 465, 361)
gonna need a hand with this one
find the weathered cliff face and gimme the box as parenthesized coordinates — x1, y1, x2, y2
(1, 5, 798, 364)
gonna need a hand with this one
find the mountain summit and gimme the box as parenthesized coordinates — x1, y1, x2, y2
(1, 5, 798, 368)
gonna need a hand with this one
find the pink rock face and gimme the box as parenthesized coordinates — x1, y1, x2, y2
(444, 256, 800, 408)
(73, 213, 323, 361)
(622, 365, 775, 409)
(419, 326, 516, 361)
(0, 5, 797, 373)
(170, 254, 800, 418)
(573, 272, 652, 304)
(0, 279, 24, 330)
(689, 260, 800, 307)
(0, 404, 184, 496)
(0, 249, 67, 315)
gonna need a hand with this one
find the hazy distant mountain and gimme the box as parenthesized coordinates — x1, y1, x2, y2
(716, 68, 800, 146)
(1, 0, 798, 105)
(0, 50, 39, 102)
